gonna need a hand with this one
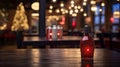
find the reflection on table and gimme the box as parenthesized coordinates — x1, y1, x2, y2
(0, 48, 120, 67)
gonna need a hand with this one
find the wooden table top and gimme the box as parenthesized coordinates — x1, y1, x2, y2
(24, 36, 82, 41)
(0, 48, 120, 67)
(24, 36, 99, 42)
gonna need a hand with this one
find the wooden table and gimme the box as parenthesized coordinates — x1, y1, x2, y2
(0, 48, 120, 67)
(19, 36, 100, 48)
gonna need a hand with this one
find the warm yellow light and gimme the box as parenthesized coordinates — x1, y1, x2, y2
(113, 11, 120, 18)
(83, 2, 87, 6)
(91, 5, 97, 12)
(71, 0, 74, 4)
(62, 12, 65, 14)
(85, 17, 91, 23)
(56, 17, 59, 20)
(31, 50, 40, 65)
(61, 8, 64, 12)
(71, 4, 74, 7)
(69, 10, 73, 14)
(52, 0, 57, 3)
(49, 5, 53, 9)
(56, 9, 60, 13)
(11, 2, 29, 31)
(101, 3, 105, 6)
(83, 13, 87, 16)
(75, 9, 78, 13)
(72, 13, 77, 17)
(117, 0, 120, 1)
(3, 24, 7, 27)
(77, 6, 81, 9)
(69, 6, 72, 9)
(80, 8, 84, 12)
(49, 10, 52, 13)
(74, 6, 78, 9)
(0, 27, 5, 30)
(60, 2, 64, 7)
(84, 0, 87, 2)
(0, 24, 7, 30)
(65, 10, 68, 13)
(32, 13, 39, 16)
(31, 2, 39, 10)
(91, 1, 96, 5)
(69, 12, 72, 15)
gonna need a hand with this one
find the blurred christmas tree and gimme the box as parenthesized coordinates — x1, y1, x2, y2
(0, 9, 8, 30)
(11, 2, 29, 31)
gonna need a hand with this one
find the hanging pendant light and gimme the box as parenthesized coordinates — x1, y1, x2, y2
(31, 2, 39, 10)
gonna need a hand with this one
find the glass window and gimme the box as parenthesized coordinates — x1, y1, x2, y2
(31, 13, 39, 34)
(94, 16, 100, 24)
(101, 15, 105, 24)
(101, 6, 105, 15)
(94, 5, 105, 32)
(95, 6, 100, 15)
(113, 18, 120, 24)
(112, 4, 120, 24)
(112, 4, 120, 12)
(94, 26, 100, 32)
(112, 25, 119, 33)
(112, 3, 120, 33)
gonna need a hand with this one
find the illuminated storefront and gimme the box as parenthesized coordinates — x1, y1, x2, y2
(111, 3, 120, 33)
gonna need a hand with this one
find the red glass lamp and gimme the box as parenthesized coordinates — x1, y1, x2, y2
(46, 26, 52, 40)
(80, 25, 95, 60)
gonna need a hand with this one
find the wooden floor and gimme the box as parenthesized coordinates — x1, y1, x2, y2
(0, 48, 120, 67)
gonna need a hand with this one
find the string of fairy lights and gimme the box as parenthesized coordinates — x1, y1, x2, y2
(47, 0, 106, 17)
(48, 0, 82, 17)
(30, 0, 120, 18)
(0, 0, 119, 31)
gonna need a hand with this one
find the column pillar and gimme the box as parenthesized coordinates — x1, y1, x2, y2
(39, 0, 46, 37)
(105, 0, 112, 32)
